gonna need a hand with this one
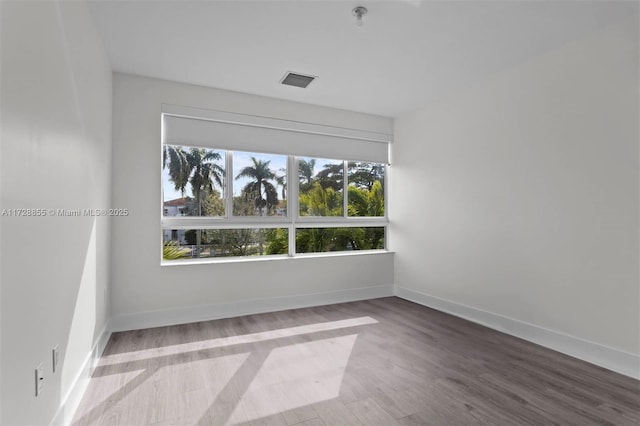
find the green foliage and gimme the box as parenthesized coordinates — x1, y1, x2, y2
(364, 227, 385, 250)
(265, 228, 288, 255)
(298, 158, 316, 192)
(299, 182, 343, 216)
(184, 229, 197, 245)
(220, 229, 262, 256)
(347, 162, 385, 190)
(232, 194, 257, 216)
(298, 227, 385, 253)
(191, 228, 274, 257)
(296, 228, 333, 253)
(316, 163, 344, 191)
(347, 180, 384, 217)
(202, 190, 225, 216)
(162, 241, 191, 260)
(296, 227, 376, 253)
(334, 227, 366, 250)
(295, 162, 385, 252)
(347, 181, 385, 249)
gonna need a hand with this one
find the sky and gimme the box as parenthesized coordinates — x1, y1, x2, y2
(232, 152, 286, 196)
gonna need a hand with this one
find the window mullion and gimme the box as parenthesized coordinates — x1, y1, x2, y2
(384, 163, 389, 250)
(226, 150, 233, 219)
(288, 156, 298, 256)
(343, 160, 348, 218)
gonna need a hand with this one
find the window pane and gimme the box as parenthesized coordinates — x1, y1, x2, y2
(233, 151, 287, 217)
(295, 227, 385, 253)
(347, 162, 385, 217)
(163, 228, 288, 260)
(162, 145, 226, 217)
(298, 157, 344, 217)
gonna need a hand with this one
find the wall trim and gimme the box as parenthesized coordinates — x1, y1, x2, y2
(110, 284, 394, 332)
(395, 286, 640, 379)
(50, 326, 112, 426)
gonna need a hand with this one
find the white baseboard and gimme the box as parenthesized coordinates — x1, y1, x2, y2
(50, 326, 112, 426)
(395, 286, 640, 380)
(110, 284, 394, 332)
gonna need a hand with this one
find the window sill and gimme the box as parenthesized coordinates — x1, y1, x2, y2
(161, 249, 393, 267)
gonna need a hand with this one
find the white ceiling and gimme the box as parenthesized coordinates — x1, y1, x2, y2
(87, 0, 629, 117)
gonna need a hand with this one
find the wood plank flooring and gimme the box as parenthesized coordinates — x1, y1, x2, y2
(72, 297, 640, 425)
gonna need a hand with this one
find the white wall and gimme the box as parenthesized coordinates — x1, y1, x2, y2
(0, 1, 112, 424)
(111, 73, 394, 330)
(392, 8, 639, 377)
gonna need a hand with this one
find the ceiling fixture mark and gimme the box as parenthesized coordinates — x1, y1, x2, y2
(352, 6, 368, 29)
(280, 72, 316, 88)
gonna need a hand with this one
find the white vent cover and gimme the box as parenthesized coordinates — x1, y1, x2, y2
(280, 72, 316, 88)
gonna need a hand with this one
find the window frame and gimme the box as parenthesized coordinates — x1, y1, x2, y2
(161, 108, 390, 261)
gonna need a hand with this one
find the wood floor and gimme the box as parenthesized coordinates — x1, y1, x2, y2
(72, 297, 640, 425)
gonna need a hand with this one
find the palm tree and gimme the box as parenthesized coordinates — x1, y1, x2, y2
(299, 158, 316, 189)
(348, 162, 385, 190)
(186, 148, 224, 216)
(163, 145, 191, 193)
(235, 157, 278, 216)
(163, 145, 224, 256)
(163, 146, 224, 215)
(276, 167, 287, 200)
(317, 162, 344, 191)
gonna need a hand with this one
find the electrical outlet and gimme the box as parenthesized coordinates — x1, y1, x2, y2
(52, 345, 59, 373)
(35, 364, 44, 396)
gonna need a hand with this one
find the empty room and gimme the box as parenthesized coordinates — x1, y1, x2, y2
(1, 0, 638, 425)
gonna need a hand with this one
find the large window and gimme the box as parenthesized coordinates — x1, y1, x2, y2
(161, 107, 390, 262)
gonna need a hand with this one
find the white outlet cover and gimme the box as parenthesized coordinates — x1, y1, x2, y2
(52, 345, 59, 373)
(35, 364, 44, 396)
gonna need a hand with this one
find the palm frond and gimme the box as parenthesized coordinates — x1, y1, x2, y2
(163, 241, 191, 260)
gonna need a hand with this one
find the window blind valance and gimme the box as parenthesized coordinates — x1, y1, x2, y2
(162, 108, 391, 164)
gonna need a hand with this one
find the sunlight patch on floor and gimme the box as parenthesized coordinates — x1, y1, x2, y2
(71, 368, 146, 421)
(101, 316, 377, 365)
(74, 352, 251, 425)
(148, 353, 251, 424)
(228, 334, 358, 423)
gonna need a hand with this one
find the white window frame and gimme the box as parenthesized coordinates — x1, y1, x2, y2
(161, 106, 391, 260)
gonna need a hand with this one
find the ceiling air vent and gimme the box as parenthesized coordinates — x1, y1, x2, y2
(280, 72, 316, 88)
